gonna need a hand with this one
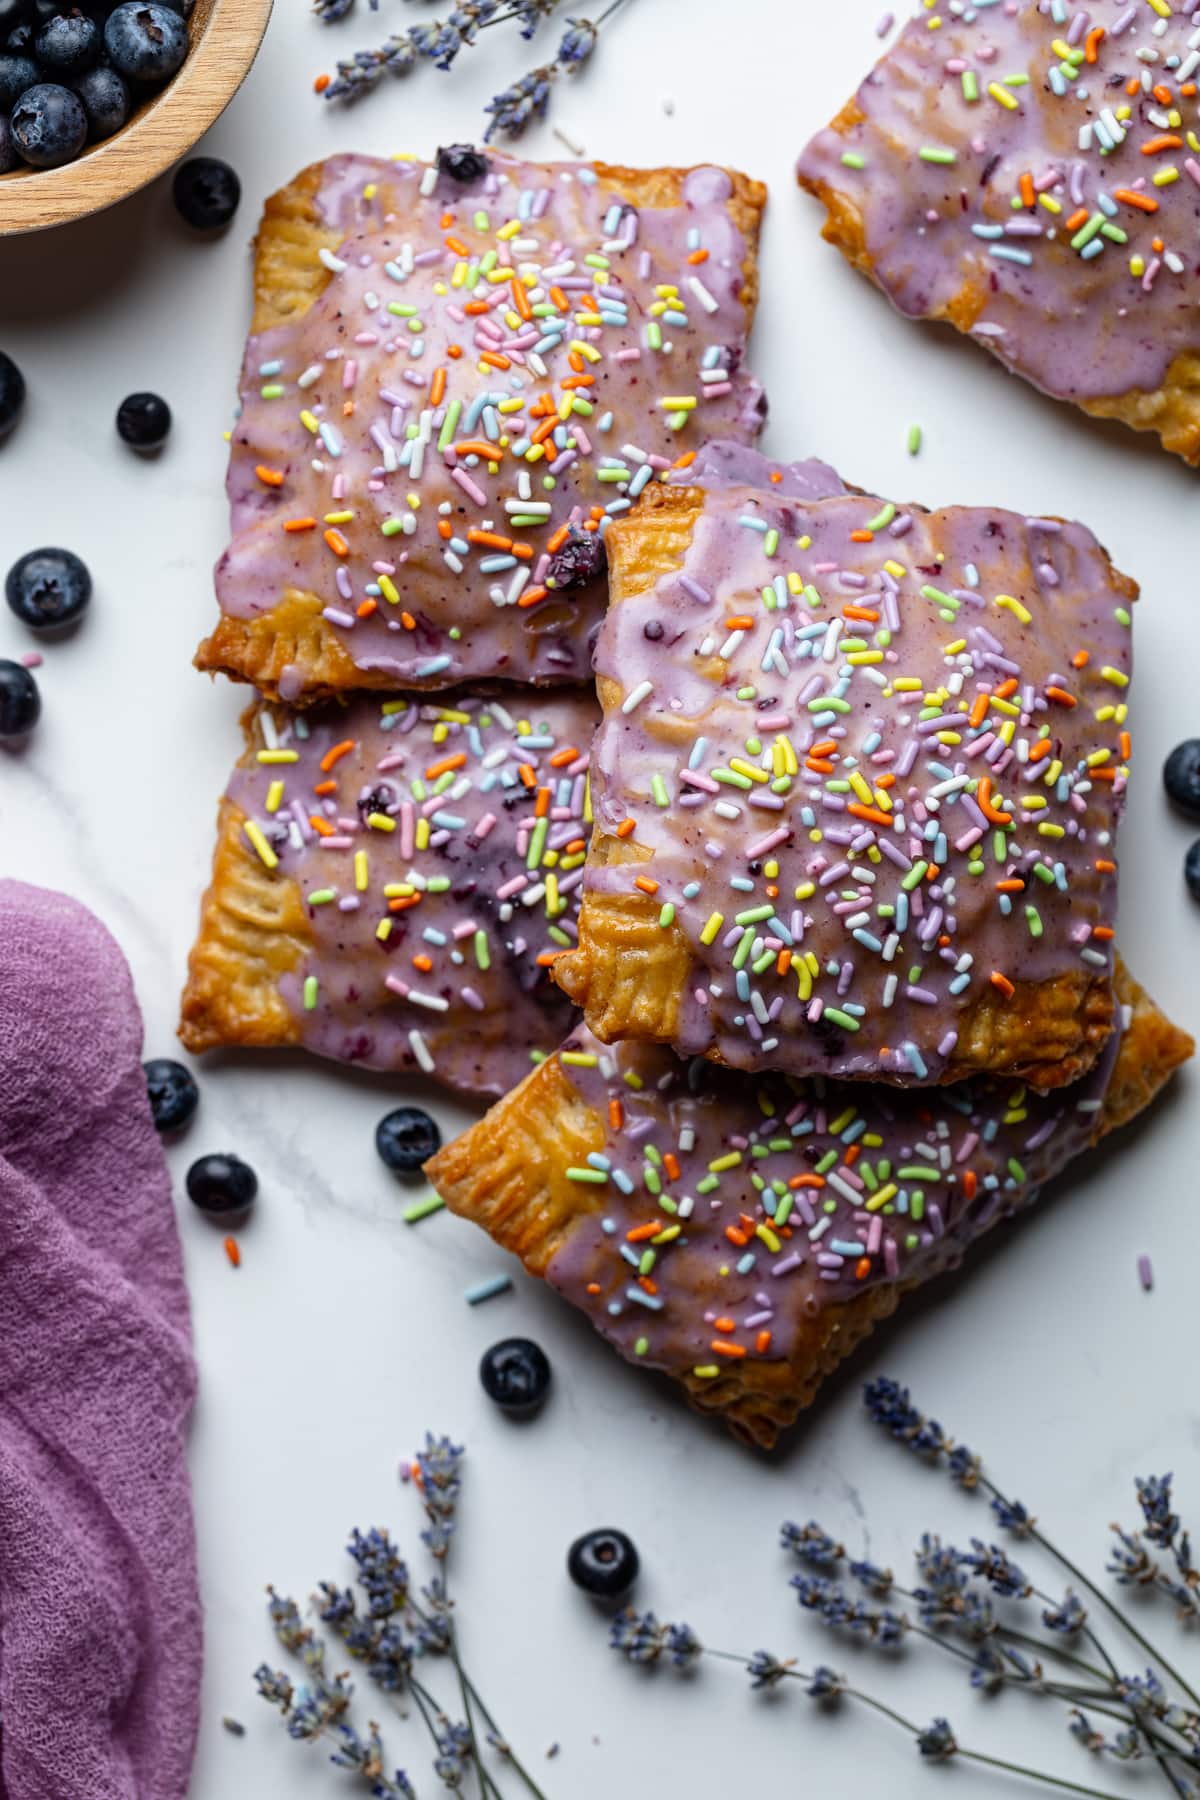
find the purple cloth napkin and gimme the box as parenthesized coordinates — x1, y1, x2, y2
(0, 881, 201, 1800)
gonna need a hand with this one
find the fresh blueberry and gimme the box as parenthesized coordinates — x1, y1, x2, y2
(437, 143, 488, 184)
(35, 10, 99, 74)
(172, 155, 240, 230)
(143, 1057, 199, 1133)
(567, 1529, 640, 1600)
(0, 660, 40, 739)
(1187, 840, 1200, 905)
(103, 2, 186, 83)
(375, 1105, 442, 1173)
(0, 49, 38, 107)
(0, 351, 25, 436)
(6, 548, 91, 632)
(10, 81, 87, 166)
(1164, 740, 1200, 819)
(186, 1152, 257, 1216)
(117, 390, 170, 450)
(480, 1338, 552, 1415)
(72, 60, 128, 138)
(5, 21, 33, 53)
(546, 526, 607, 592)
(0, 113, 17, 174)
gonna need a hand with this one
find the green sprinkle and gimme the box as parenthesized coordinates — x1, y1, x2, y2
(566, 1166, 608, 1184)
(865, 502, 897, 533)
(307, 888, 336, 905)
(438, 399, 462, 451)
(1025, 905, 1043, 940)
(962, 69, 979, 102)
(901, 860, 929, 892)
(658, 902, 676, 929)
(763, 527, 780, 557)
(840, 150, 867, 169)
(303, 975, 319, 1010)
(735, 904, 774, 926)
(651, 773, 670, 807)
(526, 816, 548, 870)
(474, 928, 491, 970)
(260, 383, 284, 400)
(907, 424, 922, 456)
(822, 1007, 861, 1033)
(403, 1192, 445, 1224)
(918, 146, 957, 165)
(634, 1337, 649, 1357)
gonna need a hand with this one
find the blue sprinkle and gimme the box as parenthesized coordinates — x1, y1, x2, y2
(464, 1274, 513, 1305)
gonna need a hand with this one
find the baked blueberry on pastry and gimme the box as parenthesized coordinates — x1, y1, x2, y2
(553, 478, 1136, 1088)
(798, 5, 1200, 463)
(195, 150, 767, 704)
(180, 688, 597, 1099)
(426, 962, 1192, 1449)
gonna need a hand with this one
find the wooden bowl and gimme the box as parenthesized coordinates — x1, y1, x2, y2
(0, 0, 273, 236)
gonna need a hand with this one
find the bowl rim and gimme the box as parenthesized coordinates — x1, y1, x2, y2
(0, 0, 274, 237)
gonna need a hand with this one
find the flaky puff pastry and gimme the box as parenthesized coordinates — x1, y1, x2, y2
(427, 961, 1191, 1449)
(797, 6, 1200, 465)
(195, 150, 767, 705)
(554, 479, 1136, 1089)
(180, 687, 596, 1099)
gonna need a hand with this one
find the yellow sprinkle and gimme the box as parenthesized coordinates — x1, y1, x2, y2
(379, 574, 400, 605)
(415, 817, 430, 850)
(893, 677, 924, 692)
(884, 560, 907, 578)
(700, 910, 725, 945)
(1152, 167, 1180, 187)
(376, 918, 392, 942)
(988, 80, 1019, 108)
(256, 749, 299, 764)
(1019, 795, 1048, 810)
(568, 339, 602, 363)
(367, 812, 396, 832)
(299, 410, 320, 434)
(866, 1183, 899, 1213)
(265, 780, 284, 814)
(708, 1152, 742, 1173)
(996, 594, 1032, 624)
(1039, 193, 1062, 215)
(756, 1223, 782, 1253)
(243, 821, 278, 870)
(324, 510, 354, 525)
(354, 850, 369, 892)
(1100, 666, 1129, 688)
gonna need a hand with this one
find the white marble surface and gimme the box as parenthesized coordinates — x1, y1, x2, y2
(2, 3, 1199, 1795)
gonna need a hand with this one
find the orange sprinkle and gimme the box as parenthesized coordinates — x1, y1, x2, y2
(439, 210, 454, 228)
(564, 838, 586, 855)
(224, 1235, 241, 1268)
(443, 234, 470, 255)
(320, 738, 356, 773)
(994, 678, 1019, 700)
(468, 529, 513, 550)
(1027, 739, 1052, 763)
(309, 815, 335, 838)
(850, 528, 874, 543)
(400, 612, 416, 630)
(976, 776, 1012, 826)
(463, 301, 491, 316)
(1183, 82, 1198, 97)
(755, 1329, 772, 1355)
(479, 350, 511, 371)
(324, 528, 349, 557)
(255, 464, 284, 487)
(342, 400, 355, 419)
(312, 779, 337, 797)
(788, 1173, 825, 1190)
(1120, 730, 1132, 760)
(1019, 170, 1036, 208)
(664, 1153, 681, 1181)
(769, 470, 782, 483)
(723, 615, 756, 631)
(516, 586, 549, 609)
(536, 951, 560, 968)
(1065, 206, 1090, 232)
(634, 875, 659, 895)
(1090, 766, 1117, 782)
(995, 878, 1025, 893)
(511, 277, 532, 321)
(534, 787, 550, 818)
(673, 450, 697, 469)
(425, 752, 467, 778)
(615, 817, 637, 838)
(687, 247, 709, 264)
(847, 802, 893, 828)
(313, 72, 330, 93)
(810, 740, 838, 759)
(1141, 133, 1183, 155)
(1084, 24, 1105, 62)
(1072, 649, 1091, 669)
(412, 954, 433, 973)
(430, 367, 447, 407)
(356, 598, 377, 620)
(586, 1281, 602, 1296)
(518, 763, 537, 789)
(968, 693, 990, 730)
(776, 949, 793, 977)
(283, 517, 316, 533)
(562, 374, 595, 391)
(1114, 188, 1160, 213)
(724, 1226, 749, 1248)
(546, 523, 571, 555)
(626, 1222, 660, 1242)
(549, 285, 570, 312)
(638, 1277, 658, 1296)
(1095, 858, 1117, 873)
(1126, 76, 1140, 95)
(453, 439, 504, 461)
(843, 605, 880, 622)
(713, 1316, 737, 1335)
(549, 745, 580, 768)
(962, 1169, 978, 1201)
(438, 519, 454, 541)
(876, 772, 896, 789)
(1092, 925, 1115, 941)
(388, 895, 421, 913)
(711, 1339, 747, 1359)
(608, 1099, 624, 1131)
(1152, 83, 1173, 104)
(854, 1258, 871, 1282)
(806, 757, 836, 776)
(990, 971, 1015, 999)
(447, 343, 463, 360)
(1045, 685, 1077, 707)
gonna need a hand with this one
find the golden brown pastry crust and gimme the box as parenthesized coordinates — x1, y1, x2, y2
(427, 960, 1192, 1448)
(799, 105, 1200, 467)
(554, 483, 1124, 1090)
(195, 155, 767, 703)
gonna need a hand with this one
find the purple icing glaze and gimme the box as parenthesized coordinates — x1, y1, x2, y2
(583, 480, 1134, 1082)
(671, 438, 847, 500)
(797, 2, 1200, 408)
(213, 152, 766, 697)
(226, 688, 597, 1098)
(543, 1011, 1124, 1376)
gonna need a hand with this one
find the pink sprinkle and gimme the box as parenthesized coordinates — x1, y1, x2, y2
(1138, 1254, 1154, 1292)
(20, 651, 42, 669)
(876, 9, 894, 35)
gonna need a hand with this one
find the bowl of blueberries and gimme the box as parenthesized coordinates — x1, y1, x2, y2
(0, 0, 272, 233)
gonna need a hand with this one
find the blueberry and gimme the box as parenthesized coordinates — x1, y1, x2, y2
(479, 1338, 551, 1415)
(437, 143, 488, 184)
(1164, 739, 1200, 818)
(35, 10, 99, 74)
(567, 1529, 640, 1600)
(172, 155, 240, 230)
(0, 49, 38, 107)
(0, 351, 25, 435)
(103, 2, 186, 83)
(1187, 840, 1200, 905)
(6, 548, 91, 632)
(186, 1152, 257, 1216)
(375, 1105, 442, 1173)
(546, 527, 607, 593)
(5, 22, 33, 52)
(72, 60, 128, 138)
(10, 81, 87, 166)
(0, 113, 17, 173)
(117, 390, 170, 449)
(143, 1057, 199, 1133)
(0, 660, 40, 739)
